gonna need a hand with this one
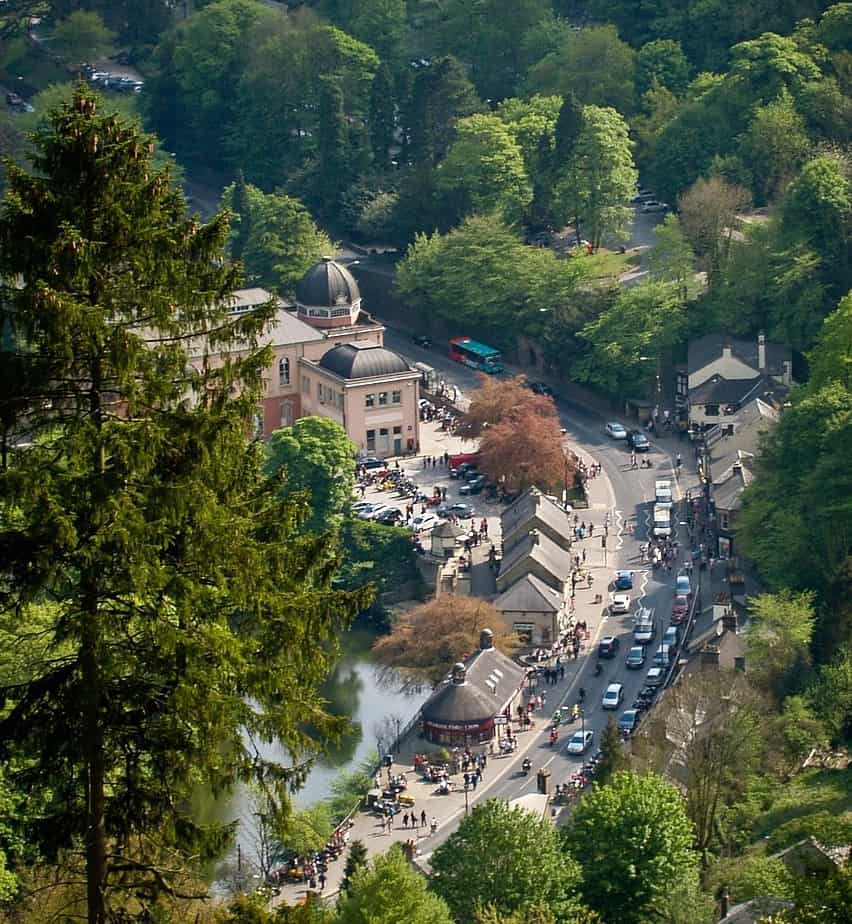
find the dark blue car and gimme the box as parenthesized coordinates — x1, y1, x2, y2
(614, 570, 634, 590)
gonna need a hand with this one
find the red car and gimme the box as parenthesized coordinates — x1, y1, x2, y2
(671, 595, 689, 624)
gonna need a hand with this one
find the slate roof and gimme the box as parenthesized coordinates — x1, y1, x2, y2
(296, 258, 360, 307)
(421, 645, 526, 724)
(498, 529, 572, 590)
(495, 573, 563, 614)
(501, 487, 573, 549)
(707, 398, 779, 486)
(688, 333, 791, 378)
(689, 373, 786, 407)
(318, 343, 412, 379)
(431, 520, 465, 539)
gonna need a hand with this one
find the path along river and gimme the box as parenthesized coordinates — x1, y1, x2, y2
(192, 626, 430, 874)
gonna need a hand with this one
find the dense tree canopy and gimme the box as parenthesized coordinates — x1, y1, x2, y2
(431, 800, 586, 923)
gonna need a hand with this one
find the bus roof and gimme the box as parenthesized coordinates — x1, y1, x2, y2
(451, 337, 500, 359)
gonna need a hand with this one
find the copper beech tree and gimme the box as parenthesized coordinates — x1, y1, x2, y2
(373, 597, 519, 684)
(459, 376, 574, 495)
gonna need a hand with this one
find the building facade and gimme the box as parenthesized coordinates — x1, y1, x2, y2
(196, 260, 420, 454)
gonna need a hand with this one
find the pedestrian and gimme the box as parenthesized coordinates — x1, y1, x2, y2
(403, 812, 409, 828)
(319, 872, 326, 891)
(441, 486, 447, 500)
(444, 451, 449, 465)
(309, 875, 317, 890)
(588, 523, 594, 537)
(581, 548, 586, 563)
(464, 772, 470, 788)
(421, 809, 427, 828)
(559, 663, 565, 680)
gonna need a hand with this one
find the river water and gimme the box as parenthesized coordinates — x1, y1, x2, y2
(194, 627, 430, 871)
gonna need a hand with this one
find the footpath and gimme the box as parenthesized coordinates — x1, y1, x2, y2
(274, 440, 617, 905)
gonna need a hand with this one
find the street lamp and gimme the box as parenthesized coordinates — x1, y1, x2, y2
(464, 780, 470, 816)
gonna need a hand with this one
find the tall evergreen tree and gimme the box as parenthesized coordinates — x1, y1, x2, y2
(596, 716, 629, 785)
(340, 838, 369, 894)
(317, 76, 349, 214)
(554, 91, 584, 164)
(0, 88, 368, 924)
(369, 63, 396, 171)
(231, 167, 252, 261)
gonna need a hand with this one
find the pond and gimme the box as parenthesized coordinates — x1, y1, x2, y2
(193, 626, 430, 874)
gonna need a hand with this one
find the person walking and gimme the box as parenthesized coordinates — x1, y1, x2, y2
(403, 812, 409, 829)
(421, 809, 427, 828)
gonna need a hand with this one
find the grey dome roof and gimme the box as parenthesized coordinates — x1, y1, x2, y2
(296, 258, 360, 307)
(319, 343, 410, 379)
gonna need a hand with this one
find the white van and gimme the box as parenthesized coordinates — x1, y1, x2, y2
(634, 618, 655, 644)
(653, 504, 672, 537)
(653, 644, 672, 667)
(655, 479, 673, 506)
(662, 625, 680, 649)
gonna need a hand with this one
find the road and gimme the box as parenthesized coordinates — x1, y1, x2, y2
(384, 330, 688, 845)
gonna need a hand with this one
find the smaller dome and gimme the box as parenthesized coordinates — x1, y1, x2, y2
(296, 258, 360, 308)
(319, 343, 411, 380)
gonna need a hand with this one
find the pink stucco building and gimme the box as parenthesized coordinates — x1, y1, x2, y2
(210, 260, 420, 456)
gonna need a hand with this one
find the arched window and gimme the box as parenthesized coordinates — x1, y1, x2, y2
(278, 356, 290, 386)
(280, 400, 293, 428)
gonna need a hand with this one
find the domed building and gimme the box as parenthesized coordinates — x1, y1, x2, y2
(196, 259, 421, 454)
(420, 630, 528, 747)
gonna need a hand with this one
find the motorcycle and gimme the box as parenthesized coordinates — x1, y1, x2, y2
(549, 729, 559, 747)
(522, 758, 532, 775)
(594, 662, 603, 677)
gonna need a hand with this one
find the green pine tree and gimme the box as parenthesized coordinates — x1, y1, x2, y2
(596, 715, 629, 785)
(0, 87, 369, 924)
(340, 838, 369, 894)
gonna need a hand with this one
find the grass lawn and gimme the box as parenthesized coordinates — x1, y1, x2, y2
(752, 767, 852, 850)
(585, 248, 641, 280)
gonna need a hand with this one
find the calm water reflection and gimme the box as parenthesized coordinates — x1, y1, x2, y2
(196, 627, 429, 869)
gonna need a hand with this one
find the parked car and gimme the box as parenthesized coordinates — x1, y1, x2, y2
(450, 462, 477, 479)
(598, 636, 621, 658)
(357, 503, 388, 520)
(605, 421, 628, 439)
(611, 592, 631, 614)
(671, 595, 689, 623)
(614, 570, 634, 590)
(410, 512, 443, 532)
(360, 457, 386, 470)
(376, 508, 404, 526)
(437, 502, 475, 519)
(634, 618, 655, 644)
(641, 200, 669, 213)
(566, 729, 595, 754)
(663, 625, 680, 649)
(626, 430, 650, 451)
(602, 683, 624, 709)
(676, 573, 692, 597)
(619, 709, 640, 733)
(626, 645, 646, 669)
(653, 644, 672, 668)
(645, 667, 665, 687)
(459, 475, 486, 495)
(529, 381, 555, 397)
(412, 333, 432, 348)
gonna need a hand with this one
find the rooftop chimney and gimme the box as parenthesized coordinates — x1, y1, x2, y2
(701, 646, 721, 667)
(479, 628, 495, 651)
(722, 608, 738, 633)
(528, 529, 539, 545)
(758, 332, 766, 372)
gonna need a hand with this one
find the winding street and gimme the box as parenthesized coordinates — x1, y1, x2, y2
(383, 329, 697, 851)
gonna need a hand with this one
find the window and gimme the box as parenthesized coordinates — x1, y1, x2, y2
(718, 511, 730, 530)
(280, 401, 293, 428)
(378, 392, 388, 406)
(393, 425, 402, 435)
(392, 390, 402, 405)
(366, 429, 376, 452)
(379, 427, 389, 451)
(278, 356, 290, 386)
(365, 393, 375, 408)
(704, 404, 720, 417)
(302, 377, 310, 395)
(336, 392, 344, 410)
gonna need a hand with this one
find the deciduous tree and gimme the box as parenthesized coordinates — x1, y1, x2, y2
(678, 176, 751, 280)
(431, 800, 586, 923)
(746, 591, 817, 698)
(636, 40, 690, 98)
(457, 375, 556, 439)
(339, 839, 368, 895)
(564, 771, 699, 924)
(372, 597, 518, 684)
(52, 10, 114, 65)
(337, 845, 454, 924)
(595, 716, 628, 785)
(0, 88, 368, 923)
(266, 417, 356, 532)
(647, 214, 699, 303)
(437, 113, 532, 223)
